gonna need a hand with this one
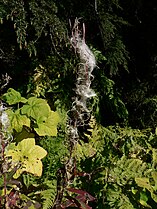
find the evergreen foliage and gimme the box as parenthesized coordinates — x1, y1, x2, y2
(95, 0, 129, 75)
(0, 0, 66, 55)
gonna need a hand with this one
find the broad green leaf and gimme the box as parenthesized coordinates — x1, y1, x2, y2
(6, 138, 47, 178)
(152, 172, 157, 189)
(151, 192, 157, 203)
(139, 200, 152, 208)
(21, 97, 51, 120)
(34, 111, 60, 136)
(135, 178, 153, 192)
(139, 191, 151, 208)
(7, 109, 30, 132)
(2, 88, 27, 105)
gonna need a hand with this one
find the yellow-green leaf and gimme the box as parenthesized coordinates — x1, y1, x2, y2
(135, 178, 153, 192)
(155, 127, 157, 136)
(151, 192, 157, 203)
(152, 172, 157, 189)
(2, 88, 27, 105)
(34, 111, 60, 136)
(21, 97, 51, 120)
(7, 109, 30, 132)
(6, 138, 47, 178)
(139, 200, 152, 208)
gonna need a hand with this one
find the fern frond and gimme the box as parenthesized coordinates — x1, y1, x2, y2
(73, 118, 104, 161)
(40, 189, 56, 209)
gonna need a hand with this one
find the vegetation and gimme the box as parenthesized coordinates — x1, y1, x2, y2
(1, 0, 157, 208)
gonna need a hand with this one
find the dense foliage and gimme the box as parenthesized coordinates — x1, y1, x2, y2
(1, 0, 157, 208)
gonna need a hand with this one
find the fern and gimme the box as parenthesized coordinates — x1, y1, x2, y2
(73, 116, 105, 161)
(106, 187, 135, 209)
(73, 124, 157, 208)
(40, 188, 56, 209)
(27, 65, 53, 97)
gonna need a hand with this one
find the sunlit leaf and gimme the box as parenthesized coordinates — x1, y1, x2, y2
(34, 111, 60, 136)
(152, 172, 157, 189)
(139, 199, 152, 208)
(135, 178, 153, 192)
(21, 97, 51, 120)
(151, 192, 157, 203)
(155, 128, 157, 136)
(7, 109, 30, 132)
(6, 138, 47, 178)
(2, 88, 27, 105)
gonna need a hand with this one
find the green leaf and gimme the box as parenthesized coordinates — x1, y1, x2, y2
(21, 97, 51, 120)
(151, 192, 157, 203)
(152, 172, 157, 189)
(7, 109, 30, 132)
(135, 178, 153, 192)
(2, 88, 27, 105)
(6, 138, 47, 178)
(139, 191, 151, 208)
(34, 111, 60, 136)
(139, 200, 152, 208)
